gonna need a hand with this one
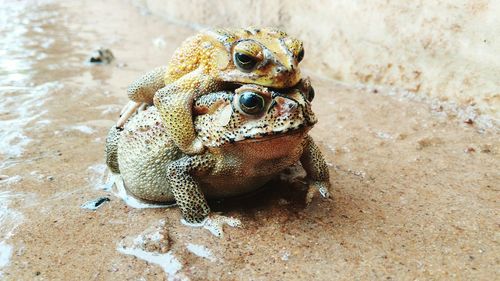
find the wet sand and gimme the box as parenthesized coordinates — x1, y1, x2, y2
(0, 0, 498, 280)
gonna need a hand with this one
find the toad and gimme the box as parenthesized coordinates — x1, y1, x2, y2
(116, 27, 305, 155)
(106, 80, 330, 236)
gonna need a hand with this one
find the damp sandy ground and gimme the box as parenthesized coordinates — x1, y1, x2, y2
(0, 0, 498, 280)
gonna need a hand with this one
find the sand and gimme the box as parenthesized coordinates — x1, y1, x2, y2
(0, 0, 498, 280)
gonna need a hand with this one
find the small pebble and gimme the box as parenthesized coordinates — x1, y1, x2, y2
(464, 118, 474, 125)
(465, 147, 476, 153)
(89, 48, 115, 64)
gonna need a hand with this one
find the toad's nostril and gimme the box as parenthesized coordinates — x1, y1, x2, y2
(276, 66, 286, 73)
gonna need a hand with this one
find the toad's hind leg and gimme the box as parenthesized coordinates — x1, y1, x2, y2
(154, 71, 220, 155)
(116, 66, 168, 128)
(300, 135, 331, 204)
(166, 154, 241, 237)
(105, 126, 122, 174)
(166, 154, 214, 223)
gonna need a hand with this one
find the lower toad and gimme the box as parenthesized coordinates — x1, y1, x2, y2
(105, 80, 330, 236)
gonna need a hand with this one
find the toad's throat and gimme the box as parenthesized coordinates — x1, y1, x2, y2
(205, 126, 311, 148)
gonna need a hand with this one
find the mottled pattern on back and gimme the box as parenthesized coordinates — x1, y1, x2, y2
(117, 107, 182, 202)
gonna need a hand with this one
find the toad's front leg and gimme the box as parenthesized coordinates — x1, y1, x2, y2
(105, 126, 122, 174)
(117, 66, 168, 128)
(300, 135, 332, 204)
(154, 71, 221, 155)
(166, 154, 241, 237)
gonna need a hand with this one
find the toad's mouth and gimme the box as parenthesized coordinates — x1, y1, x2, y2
(218, 126, 311, 147)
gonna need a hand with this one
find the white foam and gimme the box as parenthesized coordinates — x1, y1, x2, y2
(0, 175, 22, 185)
(117, 227, 183, 281)
(87, 163, 108, 190)
(0, 82, 61, 160)
(109, 173, 173, 209)
(186, 243, 216, 262)
(117, 247, 182, 280)
(0, 131, 31, 158)
(29, 170, 45, 181)
(69, 125, 95, 134)
(0, 242, 13, 268)
(181, 216, 241, 237)
(35, 119, 51, 125)
(0, 192, 24, 238)
(0, 191, 25, 274)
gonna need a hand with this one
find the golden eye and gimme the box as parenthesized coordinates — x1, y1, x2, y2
(239, 91, 265, 114)
(234, 52, 259, 71)
(233, 40, 263, 72)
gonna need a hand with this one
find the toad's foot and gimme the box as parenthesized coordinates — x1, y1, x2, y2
(181, 214, 242, 237)
(117, 101, 142, 128)
(305, 180, 331, 205)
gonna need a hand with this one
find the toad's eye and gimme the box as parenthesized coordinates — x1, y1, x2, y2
(234, 52, 259, 71)
(239, 91, 265, 115)
(297, 48, 304, 63)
